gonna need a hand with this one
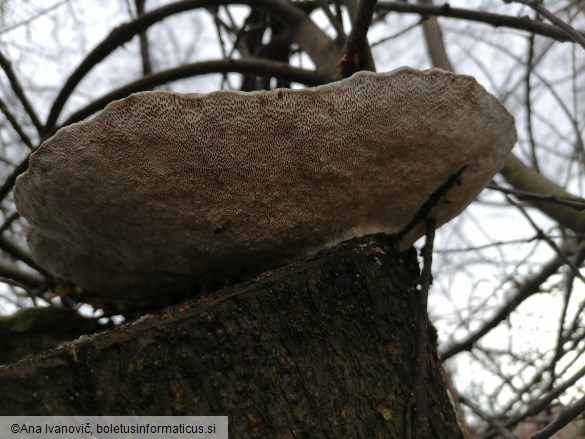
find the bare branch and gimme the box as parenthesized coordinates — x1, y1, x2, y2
(500, 155, 585, 234)
(487, 363, 585, 438)
(524, 31, 539, 171)
(460, 396, 517, 439)
(411, 218, 436, 438)
(530, 393, 585, 439)
(0, 212, 19, 236)
(0, 159, 30, 205)
(505, 0, 585, 50)
(418, 0, 454, 71)
(440, 250, 565, 361)
(377, 1, 585, 44)
(338, 0, 377, 76)
(0, 235, 44, 274)
(135, 0, 153, 76)
(487, 183, 585, 211)
(0, 0, 67, 35)
(0, 50, 42, 133)
(506, 195, 585, 284)
(317, 0, 346, 43)
(0, 260, 43, 288)
(0, 96, 34, 150)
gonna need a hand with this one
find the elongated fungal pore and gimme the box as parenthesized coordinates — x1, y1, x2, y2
(14, 67, 517, 302)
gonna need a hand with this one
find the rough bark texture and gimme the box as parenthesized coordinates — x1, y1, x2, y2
(0, 234, 463, 438)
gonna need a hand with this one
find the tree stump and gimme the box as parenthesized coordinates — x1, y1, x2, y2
(0, 234, 464, 438)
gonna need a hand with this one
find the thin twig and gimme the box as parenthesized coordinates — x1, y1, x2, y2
(370, 18, 424, 48)
(411, 218, 436, 439)
(505, 0, 585, 50)
(524, 31, 539, 172)
(0, 212, 19, 235)
(551, 239, 585, 387)
(0, 96, 34, 150)
(135, 0, 153, 76)
(487, 183, 585, 211)
(435, 234, 550, 253)
(485, 363, 585, 438)
(333, 0, 343, 29)
(317, 0, 346, 43)
(0, 158, 29, 205)
(0, 50, 42, 133)
(0, 276, 39, 306)
(0, 0, 67, 35)
(440, 251, 565, 361)
(530, 395, 585, 439)
(460, 396, 517, 439)
(0, 235, 44, 274)
(505, 195, 585, 284)
(207, 7, 232, 88)
(0, 260, 43, 288)
(376, 1, 585, 44)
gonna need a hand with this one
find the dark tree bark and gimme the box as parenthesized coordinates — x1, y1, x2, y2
(0, 234, 463, 439)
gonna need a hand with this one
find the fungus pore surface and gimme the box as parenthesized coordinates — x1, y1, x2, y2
(14, 67, 517, 302)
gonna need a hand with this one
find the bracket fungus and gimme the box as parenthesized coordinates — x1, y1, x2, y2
(15, 67, 516, 303)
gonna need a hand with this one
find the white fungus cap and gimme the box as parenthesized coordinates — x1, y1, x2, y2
(14, 67, 517, 302)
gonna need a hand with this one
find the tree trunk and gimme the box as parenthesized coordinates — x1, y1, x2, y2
(0, 234, 464, 438)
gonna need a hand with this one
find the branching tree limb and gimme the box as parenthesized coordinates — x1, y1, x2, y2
(500, 155, 585, 234)
(0, 96, 34, 150)
(482, 362, 585, 438)
(134, 0, 153, 76)
(338, 0, 378, 76)
(0, 50, 42, 133)
(504, 0, 585, 50)
(487, 183, 585, 211)
(417, 0, 453, 71)
(376, 1, 585, 44)
(531, 395, 585, 439)
(0, 235, 43, 274)
(440, 249, 565, 361)
(0, 261, 43, 289)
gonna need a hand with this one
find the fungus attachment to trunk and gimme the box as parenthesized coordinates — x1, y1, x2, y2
(14, 67, 517, 303)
